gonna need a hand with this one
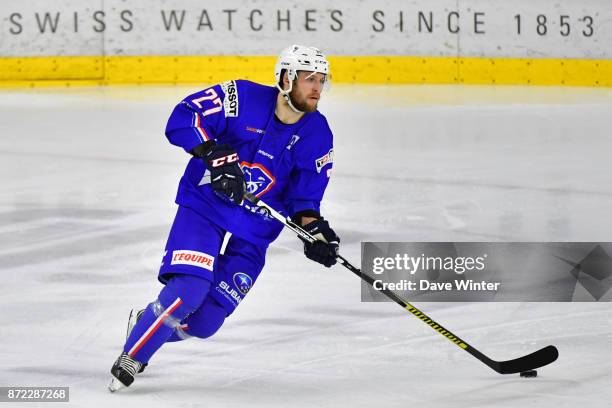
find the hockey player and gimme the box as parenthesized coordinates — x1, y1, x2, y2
(109, 45, 340, 391)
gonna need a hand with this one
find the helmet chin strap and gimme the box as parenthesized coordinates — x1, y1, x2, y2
(282, 92, 303, 114)
(276, 80, 304, 114)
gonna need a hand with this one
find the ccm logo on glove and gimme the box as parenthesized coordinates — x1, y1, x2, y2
(211, 153, 238, 168)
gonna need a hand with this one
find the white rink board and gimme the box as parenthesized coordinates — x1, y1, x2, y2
(0, 0, 611, 58)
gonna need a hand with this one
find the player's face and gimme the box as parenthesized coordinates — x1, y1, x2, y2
(288, 71, 326, 112)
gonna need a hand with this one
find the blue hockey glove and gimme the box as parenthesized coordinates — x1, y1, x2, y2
(192, 141, 245, 205)
(300, 218, 340, 268)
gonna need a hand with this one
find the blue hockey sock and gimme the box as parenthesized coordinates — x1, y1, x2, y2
(123, 274, 211, 363)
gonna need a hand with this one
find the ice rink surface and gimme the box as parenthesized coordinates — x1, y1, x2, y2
(1, 84, 611, 407)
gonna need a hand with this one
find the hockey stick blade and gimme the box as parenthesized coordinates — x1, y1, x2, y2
(482, 345, 559, 374)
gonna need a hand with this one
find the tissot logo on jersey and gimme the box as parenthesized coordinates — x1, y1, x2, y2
(171, 250, 215, 271)
(316, 148, 334, 173)
(221, 80, 239, 117)
(241, 162, 276, 197)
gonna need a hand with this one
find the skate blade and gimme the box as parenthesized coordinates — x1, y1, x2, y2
(108, 377, 126, 393)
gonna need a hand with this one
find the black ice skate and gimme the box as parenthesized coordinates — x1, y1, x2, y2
(108, 353, 143, 392)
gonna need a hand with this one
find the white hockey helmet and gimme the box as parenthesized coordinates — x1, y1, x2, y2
(274, 45, 330, 92)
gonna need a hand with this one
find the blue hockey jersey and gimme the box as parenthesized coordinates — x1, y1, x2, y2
(165, 80, 334, 245)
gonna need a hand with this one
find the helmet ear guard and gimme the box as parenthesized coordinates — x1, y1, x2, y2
(277, 68, 297, 93)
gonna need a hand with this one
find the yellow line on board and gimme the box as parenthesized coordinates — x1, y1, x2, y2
(0, 55, 610, 87)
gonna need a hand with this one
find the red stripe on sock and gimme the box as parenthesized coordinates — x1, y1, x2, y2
(128, 298, 183, 358)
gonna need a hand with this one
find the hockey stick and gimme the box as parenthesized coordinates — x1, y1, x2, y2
(244, 192, 559, 375)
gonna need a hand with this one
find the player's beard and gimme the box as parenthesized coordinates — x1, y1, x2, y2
(288, 87, 318, 113)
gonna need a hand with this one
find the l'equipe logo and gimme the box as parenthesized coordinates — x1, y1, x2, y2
(171, 250, 215, 271)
